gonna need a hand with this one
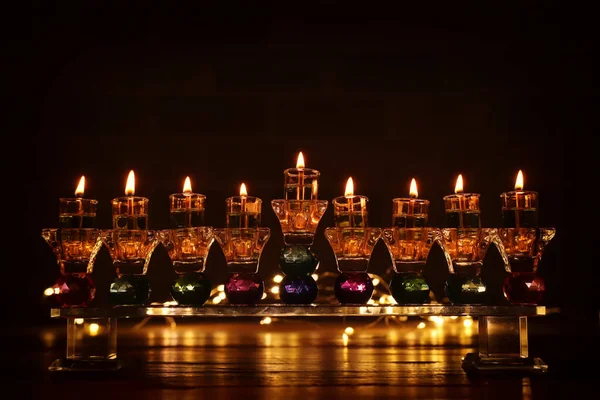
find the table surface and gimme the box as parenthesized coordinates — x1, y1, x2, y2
(8, 313, 599, 399)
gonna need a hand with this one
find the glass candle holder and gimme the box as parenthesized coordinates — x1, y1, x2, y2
(226, 196, 262, 228)
(41, 228, 103, 307)
(392, 198, 429, 228)
(381, 227, 440, 304)
(438, 228, 499, 305)
(271, 199, 328, 245)
(59, 198, 98, 228)
(214, 228, 270, 305)
(169, 193, 206, 228)
(159, 227, 215, 306)
(101, 229, 158, 305)
(443, 193, 481, 228)
(111, 196, 149, 230)
(284, 167, 320, 200)
(332, 195, 368, 228)
(324, 227, 382, 304)
(498, 228, 555, 305)
(500, 191, 539, 228)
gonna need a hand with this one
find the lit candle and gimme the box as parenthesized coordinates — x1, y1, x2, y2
(59, 175, 98, 228)
(111, 170, 149, 229)
(283, 152, 320, 200)
(169, 176, 206, 228)
(443, 174, 481, 228)
(500, 170, 538, 228)
(332, 177, 368, 228)
(226, 183, 262, 228)
(392, 178, 430, 228)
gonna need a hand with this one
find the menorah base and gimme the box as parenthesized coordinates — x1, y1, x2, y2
(49, 358, 123, 374)
(461, 353, 548, 375)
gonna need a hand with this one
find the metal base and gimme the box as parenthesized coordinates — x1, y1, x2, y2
(49, 358, 124, 375)
(461, 353, 548, 376)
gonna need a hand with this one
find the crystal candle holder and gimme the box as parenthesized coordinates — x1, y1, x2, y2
(284, 167, 320, 200)
(41, 228, 103, 307)
(392, 198, 429, 228)
(443, 193, 481, 228)
(324, 227, 382, 304)
(101, 229, 158, 305)
(500, 191, 539, 228)
(111, 196, 149, 230)
(381, 227, 440, 304)
(332, 195, 368, 228)
(439, 228, 498, 305)
(214, 227, 270, 305)
(271, 199, 328, 304)
(159, 227, 215, 306)
(59, 198, 98, 228)
(498, 228, 555, 305)
(169, 193, 206, 228)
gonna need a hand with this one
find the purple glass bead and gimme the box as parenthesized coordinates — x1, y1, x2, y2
(225, 273, 264, 305)
(50, 274, 96, 307)
(334, 272, 374, 304)
(279, 275, 318, 304)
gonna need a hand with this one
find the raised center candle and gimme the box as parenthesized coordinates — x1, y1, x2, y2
(59, 175, 98, 228)
(500, 170, 538, 228)
(169, 176, 206, 228)
(226, 183, 262, 228)
(111, 170, 149, 229)
(443, 174, 481, 228)
(284, 151, 320, 200)
(332, 177, 368, 228)
(392, 178, 430, 228)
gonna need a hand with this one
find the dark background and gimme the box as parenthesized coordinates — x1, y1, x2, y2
(10, 3, 594, 327)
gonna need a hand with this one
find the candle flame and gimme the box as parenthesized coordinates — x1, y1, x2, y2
(240, 183, 248, 196)
(75, 176, 85, 197)
(125, 170, 135, 196)
(515, 170, 524, 191)
(345, 177, 354, 197)
(183, 176, 192, 194)
(454, 174, 464, 194)
(409, 178, 418, 198)
(296, 152, 305, 169)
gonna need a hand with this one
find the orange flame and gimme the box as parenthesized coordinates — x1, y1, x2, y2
(345, 177, 354, 197)
(454, 174, 464, 194)
(183, 176, 192, 194)
(125, 170, 135, 196)
(75, 176, 85, 197)
(515, 170, 524, 191)
(409, 178, 418, 198)
(296, 152, 305, 169)
(240, 183, 248, 196)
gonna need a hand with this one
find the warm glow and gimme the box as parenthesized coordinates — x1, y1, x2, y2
(260, 317, 272, 325)
(89, 323, 100, 336)
(454, 174, 464, 194)
(75, 176, 85, 197)
(125, 170, 135, 196)
(240, 183, 248, 196)
(183, 176, 192, 194)
(344, 327, 354, 335)
(43, 287, 54, 297)
(344, 177, 354, 197)
(409, 178, 418, 198)
(515, 170, 524, 191)
(273, 275, 283, 283)
(296, 152, 305, 169)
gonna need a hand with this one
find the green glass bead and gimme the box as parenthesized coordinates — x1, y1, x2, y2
(390, 273, 430, 304)
(171, 273, 212, 306)
(109, 275, 150, 305)
(279, 244, 318, 276)
(444, 274, 487, 305)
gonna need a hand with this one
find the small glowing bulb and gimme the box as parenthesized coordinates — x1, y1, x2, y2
(463, 318, 473, 328)
(74, 318, 84, 325)
(217, 284, 225, 292)
(212, 296, 222, 304)
(273, 275, 283, 283)
(417, 322, 426, 329)
(371, 278, 380, 286)
(43, 288, 54, 297)
(88, 323, 100, 336)
(344, 327, 354, 335)
(270, 286, 279, 294)
(260, 317, 272, 325)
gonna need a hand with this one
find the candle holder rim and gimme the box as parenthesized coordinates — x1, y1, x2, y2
(111, 196, 150, 203)
(332, 194, 369, 203)
(442, 193, 480, 200)
(499, 190, 539, 197)
(59, 197, 98, 204)
(270, 199, 329, 205)
(283, 167, 320, 176)
(42, 227, 101, 232)
(169, 192, 206, 199)
(225, 195, 262, 202)
(392, 197, 430, 204)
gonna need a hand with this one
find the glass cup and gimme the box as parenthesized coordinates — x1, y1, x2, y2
(41, 228, 103, 307)
(498, 228, 555, 305)
(101, 229, 158, 305)
(381, 227, 440, 304)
